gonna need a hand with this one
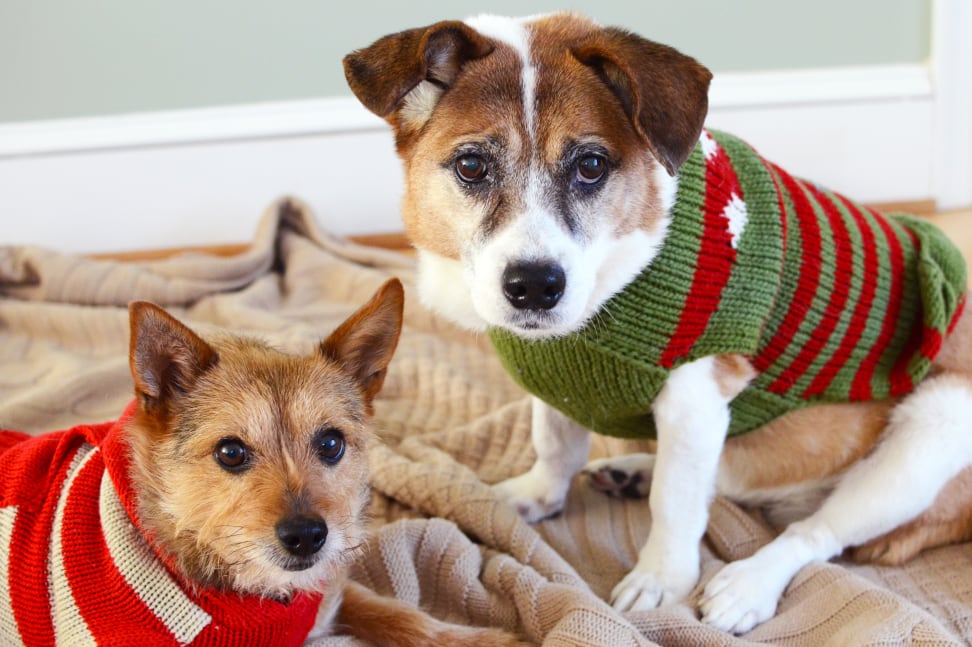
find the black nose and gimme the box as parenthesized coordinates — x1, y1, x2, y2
(275, 515, 327, 558)
(502, 262, 566, 310)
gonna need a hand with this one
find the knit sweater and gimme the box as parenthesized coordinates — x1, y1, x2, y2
(0, 403, 322, 647)
(490, 129, 967, 439)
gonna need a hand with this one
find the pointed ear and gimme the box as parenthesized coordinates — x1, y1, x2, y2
(343, 21, 493, 124)
(573, 28, 711, 175)
(129, 301, 218, 412)
(320, 279, 405, 413)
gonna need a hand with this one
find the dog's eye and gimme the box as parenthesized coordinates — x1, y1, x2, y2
(214, 438, 249, 472)
(314, 428, 346, 465)
(455, 154, 488, 183)
(576, 155, 607, 184)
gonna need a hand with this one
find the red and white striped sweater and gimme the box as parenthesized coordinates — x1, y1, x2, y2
(0, 403, 322, 646)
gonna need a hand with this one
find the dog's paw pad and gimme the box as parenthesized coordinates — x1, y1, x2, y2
(583, 454, 654, 498)
(588, 468, 647, 498)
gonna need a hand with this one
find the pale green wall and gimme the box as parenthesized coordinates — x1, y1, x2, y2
(0, 0, 930, 123)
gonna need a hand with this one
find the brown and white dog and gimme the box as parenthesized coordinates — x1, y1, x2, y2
(343, 13, 972, 634)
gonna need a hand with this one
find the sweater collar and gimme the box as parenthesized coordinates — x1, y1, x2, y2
(97, 401, 324, 617)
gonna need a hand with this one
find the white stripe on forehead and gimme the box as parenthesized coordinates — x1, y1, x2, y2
(464, 14, 538, 142)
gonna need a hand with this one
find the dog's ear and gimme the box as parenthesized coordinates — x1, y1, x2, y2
(343, 21, 493, 126)
(129, 301, 219, 413)
(573, 29, 712, 176)
(320, 278, 405, 413)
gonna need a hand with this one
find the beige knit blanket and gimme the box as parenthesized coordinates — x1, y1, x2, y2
(2, 200, 970, 646)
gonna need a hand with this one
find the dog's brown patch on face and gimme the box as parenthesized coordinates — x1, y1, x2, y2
(530, 14, 670, 238)
(400, 43, 529, 260)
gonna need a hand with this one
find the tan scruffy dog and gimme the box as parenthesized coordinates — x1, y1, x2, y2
(0, 279, 525, 646)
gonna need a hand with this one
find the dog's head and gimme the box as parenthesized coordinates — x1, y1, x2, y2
(124, 279, 404, 598)
(345, 13, 710, 338)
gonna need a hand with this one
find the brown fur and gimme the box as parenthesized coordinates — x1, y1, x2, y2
(713, 354, 757, 400)
(125, 281, 526, 645)
(720, 398, 893, 492)
(334, 581, 525, 647)
(717, 297, 972, 557)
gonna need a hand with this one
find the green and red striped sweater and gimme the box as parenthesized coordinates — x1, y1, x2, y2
(490, 130, 967, 439)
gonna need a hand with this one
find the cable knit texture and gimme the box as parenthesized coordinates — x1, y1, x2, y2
(3, 202, 972, 644)
(0, 403, 321, 647)
(490, 129, 967, 438)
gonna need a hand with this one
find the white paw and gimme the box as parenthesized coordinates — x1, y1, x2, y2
(583, 453, 654, 498)
(700, 559, 784, 634)
(611, 560, 698, 612)
(492, 467, 569, 523)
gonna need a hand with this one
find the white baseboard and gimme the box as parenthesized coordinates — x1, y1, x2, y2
(0, 64, 943, 254)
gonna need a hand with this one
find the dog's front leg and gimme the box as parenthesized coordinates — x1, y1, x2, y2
(493, 396, 591, 522)
(612, 356, 733, 611)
